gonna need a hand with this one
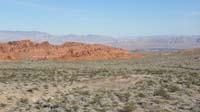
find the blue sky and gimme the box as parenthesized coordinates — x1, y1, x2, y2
(0, 0, 200, 36)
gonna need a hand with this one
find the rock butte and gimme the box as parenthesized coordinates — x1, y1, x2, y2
(0, 40, 144, 61)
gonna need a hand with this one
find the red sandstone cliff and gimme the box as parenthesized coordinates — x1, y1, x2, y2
(0, 40, 143, 61)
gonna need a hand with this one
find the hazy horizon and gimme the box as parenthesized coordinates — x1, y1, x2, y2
(0, 30, 199, 38)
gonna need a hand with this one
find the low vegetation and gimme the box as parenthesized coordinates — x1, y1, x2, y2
(0, 52, 199, 112)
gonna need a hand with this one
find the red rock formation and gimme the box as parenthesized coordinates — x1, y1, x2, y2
(0, 40, 143, 61)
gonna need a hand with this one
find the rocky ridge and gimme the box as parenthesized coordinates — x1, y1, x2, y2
(0, 40, 142, 61)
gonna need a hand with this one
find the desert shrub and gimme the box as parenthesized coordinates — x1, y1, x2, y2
(90, 94, 102, 105)
(153, 87, 170, 99)
(146, 80, 156, 86)
(153, 99, 161, 104)
(160, 109, 171, 112)
(152, 108, 172, 112)
(78, 90, 90, 96)
(115, 92, 131, 102)
(71, 105, 79, 111)
(137, 93, 146, 98)
(119, 103, 137, 112)
(191, 101, 200, 112)
(19, 98, 29, 104)
(0, 103, 7, 108)
(147, 69, 165, 74)
(43, 84, 49, 89)
(167, 84, 180, 92)
(189, 72, 199, 78)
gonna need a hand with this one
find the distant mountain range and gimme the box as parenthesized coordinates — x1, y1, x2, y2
(112, 36, 200, 50)
(0, 31, 200, 50)
(0, 31, 117, 44)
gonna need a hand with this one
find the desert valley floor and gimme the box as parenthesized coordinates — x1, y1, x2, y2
(0, 51, 200, 112)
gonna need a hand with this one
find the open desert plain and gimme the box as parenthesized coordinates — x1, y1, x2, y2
(0, 40, 199, 112)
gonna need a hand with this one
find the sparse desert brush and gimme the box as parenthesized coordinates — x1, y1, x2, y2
(0, 53, 200, 112)
(119, 103, 137, 112)
(90, 94, 103, 105)
(166, 84, 180, 92)
(137, 92, 146, 98)
(17, 98, 29, 107)
(79, 90, 90, 96)
(145, 79, 156, 86)
(153, 87, 170, 99)
(115, 92, 131, 102)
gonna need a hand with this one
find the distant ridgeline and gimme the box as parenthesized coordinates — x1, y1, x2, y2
(0, 31, 200, 51)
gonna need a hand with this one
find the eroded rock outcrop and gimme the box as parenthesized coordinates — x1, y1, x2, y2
(0, 40, 143, 61)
